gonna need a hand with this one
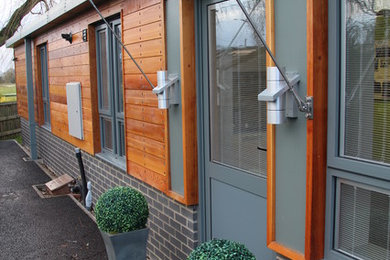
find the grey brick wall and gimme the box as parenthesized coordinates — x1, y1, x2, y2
(20, 118, 30, 148)
(21, 118, 198, 260)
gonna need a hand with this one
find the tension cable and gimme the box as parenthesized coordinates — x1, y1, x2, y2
(88, 0, 155, 89)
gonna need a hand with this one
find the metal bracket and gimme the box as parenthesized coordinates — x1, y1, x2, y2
(304, 96, 313, 119)
(236, 0, 314, 121)
(258, 68, 302, 124)
(153, 71, 180, 109)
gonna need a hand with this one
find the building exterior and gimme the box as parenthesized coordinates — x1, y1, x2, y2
(6, 0, 390, 260)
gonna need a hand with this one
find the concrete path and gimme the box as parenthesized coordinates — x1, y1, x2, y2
(0, 140, 107, 260)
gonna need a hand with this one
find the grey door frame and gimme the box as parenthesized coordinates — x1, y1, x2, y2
(39, 43, 50, 127)
(325, 1, 390, 259)
(195, 0, 207, 242)
(195, 0, 268, 243)
(95, 18, 125, 158)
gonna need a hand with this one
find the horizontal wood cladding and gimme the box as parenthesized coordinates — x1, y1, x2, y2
(13, 0, 198, 205)
(123, 1, 170, 194)
(14, 45, 28, 120)
(123, 22, 163, 45)
(29, 0, 128, 154)
(124, 56, 164, 74)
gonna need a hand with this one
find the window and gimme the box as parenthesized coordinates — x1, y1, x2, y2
(39, 44, 50, 127)
(341, 3, 390, 165)
(96, 18, 125, 161)
(335, 180, 390, 260)
(328, 2, 390, 260)
(208, 0, 267, 176)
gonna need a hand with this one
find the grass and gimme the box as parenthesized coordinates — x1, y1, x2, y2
(14, 135, 22, 144)
(0, 84, 16, 103)
(0, 83, 16, 95)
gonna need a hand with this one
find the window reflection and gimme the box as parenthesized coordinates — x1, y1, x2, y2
(343, 0, 390, 165)
(208, 0, 267, 176)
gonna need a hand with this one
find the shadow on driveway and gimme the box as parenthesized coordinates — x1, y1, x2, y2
(0, 140, 107, 260)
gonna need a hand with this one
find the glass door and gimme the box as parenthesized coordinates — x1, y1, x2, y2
(201, 0, 273, 258)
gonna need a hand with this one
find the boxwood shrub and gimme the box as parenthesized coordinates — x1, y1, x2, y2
(187, 239, 256, 260)
(95, 186, 149, 234)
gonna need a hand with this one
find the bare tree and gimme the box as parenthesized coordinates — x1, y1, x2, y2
(0, 0, 52, 47)
(0, 68, 15, 83)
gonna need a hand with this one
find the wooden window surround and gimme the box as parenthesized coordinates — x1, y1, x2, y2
(14, 0, 199, 206)
(266, 0, 328, 259)
(88, 1, 198, 206)
(95, 19, 126, 163)
(34, 42, 48, 126)
(14, 45, 29, 120)
(166, 0, 198, 206)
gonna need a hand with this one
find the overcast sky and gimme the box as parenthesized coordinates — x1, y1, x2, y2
(0, 0, 59, 74)
(0, 0, 23, 74)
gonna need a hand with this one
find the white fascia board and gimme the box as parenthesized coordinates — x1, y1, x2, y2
(6, 0, 88, 48)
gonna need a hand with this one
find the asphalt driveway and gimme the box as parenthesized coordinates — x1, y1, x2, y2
(0, 140, 107, 260)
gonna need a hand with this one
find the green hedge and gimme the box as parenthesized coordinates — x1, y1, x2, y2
(187, 239, 256, 260)
(95, 186, 149, 234)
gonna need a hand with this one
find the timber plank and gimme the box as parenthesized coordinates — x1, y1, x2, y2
(126, 118, 164, 142)
(127, 133, 165, 159)
(123, 21, 163, 44)
(49, 53, 90, 68)
(124, 38, 164, 59)
(127, 161, 167, 192)
(50, 102, 67, 113)
(140, 0, 161, 9)
(49, 42, 89, 60)
(179, 0, 198, 205)
(126, 104, 164, 125)
(14, 45, 25, 55)
(125, 90, 158, 107)
(128, 145, 167, 176)
(48, 65, 90, 77)
(49, 76, 90, 87)
(47, 31, 84, 52)
(124, 74, 157, 90)
(124, 56, 164, 75)
(123, 4, 162, 30)
(143, 151, 166, 175)
(50, 94, 67, 105)
(305, 0, 328, 259)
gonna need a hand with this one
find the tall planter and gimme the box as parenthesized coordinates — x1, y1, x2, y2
(100, 228, 149, 260)
(95, 187, 149, 260)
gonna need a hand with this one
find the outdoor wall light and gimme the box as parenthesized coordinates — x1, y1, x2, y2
(258, 67, 301, 124)
(153, 70, 180, 109)
(61, 33, 72, 44)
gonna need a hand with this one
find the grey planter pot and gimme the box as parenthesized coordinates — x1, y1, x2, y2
(100, 228, 149, 260)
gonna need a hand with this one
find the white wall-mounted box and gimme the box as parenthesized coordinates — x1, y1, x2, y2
(66, 82, 83, 140)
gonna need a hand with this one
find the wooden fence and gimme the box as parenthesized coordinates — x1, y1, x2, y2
(0, 102, 21, 140)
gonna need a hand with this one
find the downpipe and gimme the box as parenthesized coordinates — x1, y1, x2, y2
(75, 148, 88, 206)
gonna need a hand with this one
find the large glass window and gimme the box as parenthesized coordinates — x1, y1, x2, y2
(96, 19, 125, 160)
(208, 0, 267, 176)
(335, 1, 390, 260)
(341, 0, 390, 165)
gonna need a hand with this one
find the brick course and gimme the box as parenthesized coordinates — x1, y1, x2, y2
(20, 118, 198, 260)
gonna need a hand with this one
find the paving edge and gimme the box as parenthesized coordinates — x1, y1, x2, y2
(14, 140, 97, 224)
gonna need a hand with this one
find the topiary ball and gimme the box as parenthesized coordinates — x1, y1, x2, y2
(187, 239, 256, 260)
(95, 186, 149, 234)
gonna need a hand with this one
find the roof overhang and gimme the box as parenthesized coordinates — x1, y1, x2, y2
(6, 0, 102, 48)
